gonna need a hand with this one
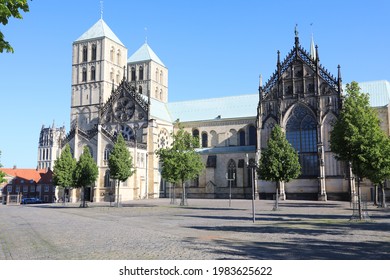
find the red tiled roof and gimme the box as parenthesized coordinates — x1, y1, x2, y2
(0, 168, 52, 183)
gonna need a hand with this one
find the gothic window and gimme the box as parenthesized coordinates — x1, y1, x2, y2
(91, 66, 96, 81)
(139, 66, 144, 80)
(104, 145, 112, 163)
(82, 46, 87, 62)
(155, 68, 159, 82)
(248, 125, 256, 146)
(117, 49, 121, 65)
(92, 44, 97, 60)
(131, 67, 136, 81)
(202, 132, 208, 148)
(138, 86, 142, 94)
(286, 105, 318, 177)
(227, 159, 237, 187)
(104, 170, 111, 187)
(239, 130, 245, 146)
(110, 47, 114, 61)
(82, 67, 87, 82)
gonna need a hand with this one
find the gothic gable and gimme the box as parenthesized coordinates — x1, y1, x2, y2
(259, 34, 342, 126)
(100, 79, 149, 143)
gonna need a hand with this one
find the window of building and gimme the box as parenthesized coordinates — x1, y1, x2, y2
(192, 129, 199, 142)
(82, 45, 88, 62)
(138, 86, 142, 94)
(286, 104, 318, 177)
(23, 186, 28, 193)
(239, 130, 246, 146)
(139, 66, 144, 80)
(15, 186, 20, 193)
(82, 67, 87, 82)
(92, 44, 97, 60)
(202, 132, 208, 148)
(227, 159, 237, 187)
(248, 125, 256, 146)
(104, 170, 111, 187)
(7, 186, 12, 193)
(117, 49, 121, 65)
(91, 66, 96, 81)
(131, 67, 136, 81)
(110, 47, 114, 61)
(44, 185, 49, 192)
(31, 186, 35, 193)
(160, 71, 163, 85)
(104, 146, 111, 162)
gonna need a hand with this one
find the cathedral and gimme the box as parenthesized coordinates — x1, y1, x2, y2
(39, 18, 390, 203)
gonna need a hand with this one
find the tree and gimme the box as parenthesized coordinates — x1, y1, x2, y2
(257, 125, 301, 210)
(156, 126, 204, 206)
(363, 130, 390, 208)
(0, 0, 30, 53)
(74, 146, 98, 208)
(108, 133, 135, 207)
(330, 81, 387, 219)
(53, 144, 76, 203)
(0, 150, 6, 184)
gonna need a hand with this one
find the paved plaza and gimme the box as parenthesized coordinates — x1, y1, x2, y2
(0, 198, 389, 260)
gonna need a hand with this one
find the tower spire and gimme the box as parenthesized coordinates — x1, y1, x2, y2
(100, 1, 104, 19)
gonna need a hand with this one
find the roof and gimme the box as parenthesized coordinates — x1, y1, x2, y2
(167, 94, 258, 122)
(150, 98, 172, 122)
(127, 43, 165, 66)
(0, 168, 52, 183)
(342, 80, 390, 107)
(75, 19, 124, 46)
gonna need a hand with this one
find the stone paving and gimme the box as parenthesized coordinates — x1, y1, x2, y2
(0, 198, 389, 260)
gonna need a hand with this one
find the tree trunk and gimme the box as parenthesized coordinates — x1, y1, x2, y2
(381, 184, 387, 208)
(82, 186, 86, 208)
(180, 180, 187, 206)
(117, 180, 120, 208)
(357, 177, 362, 220)
(374, 184, 379, 206)
(273, 181, 279, 211)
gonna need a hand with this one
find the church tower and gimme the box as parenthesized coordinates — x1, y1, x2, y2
(71, 19, 128, 131)
(127, 43, 168, 103)
(37, 123, 66, 170)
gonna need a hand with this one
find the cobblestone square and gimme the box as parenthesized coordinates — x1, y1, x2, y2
(0, 199, 389, 260)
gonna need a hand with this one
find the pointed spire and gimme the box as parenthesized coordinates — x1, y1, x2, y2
(338, 65, 342, 93)
(310, 34, 316, 61)
(294, 24, 299, 46)
(259, 74, 263, 88)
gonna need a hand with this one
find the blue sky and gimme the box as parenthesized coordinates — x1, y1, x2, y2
(0, 0, 389, 168)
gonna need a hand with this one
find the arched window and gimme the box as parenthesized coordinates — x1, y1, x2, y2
(91, 66, 96, 81)
(192, 129, 199, 139)
(202, 132, 208, 148)
(155, 87, 158, 98)
(160, 70, 163, 85)
(117, 49, 121, 65)
(92, 44, 97, 60)
(239, 130, 246, 146)
(82, 67, 87, 82)
(248, 125, 256, 146)
(227, 159, 237, 187)
(110, 47, 114, 61)
(104, 145, 112, 162)
(104, 170, 111, 187)
(131, 67, 136, 81)
(139, 66, 144, 80)
(286, 104, 318, 177)
(110, 68, 114, 81)
(138, 85, 142, 94)
(82, 46, 88, 62)
(155, 68, 159, 82)
(160, 89, 163, 100)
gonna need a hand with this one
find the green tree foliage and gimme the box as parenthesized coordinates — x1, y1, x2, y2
(108, 133, 135, 206)
(156, 126, 204, 206)
(330, 81, 389, 218)
(74, 146, 98, 208)
(0, 150, 6, 184)
(0, 0, 30, 53)
(53, 144, 76, 202)
(257, 125, 301, 210)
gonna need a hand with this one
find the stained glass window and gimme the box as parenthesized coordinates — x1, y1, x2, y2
(286, 105, 318, 177)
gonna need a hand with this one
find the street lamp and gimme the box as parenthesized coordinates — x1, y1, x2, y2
(246, 154, 256, 223)
(226, 172, 235, 207)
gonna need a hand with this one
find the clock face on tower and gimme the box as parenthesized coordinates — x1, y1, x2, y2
(113, 96, 135, 122)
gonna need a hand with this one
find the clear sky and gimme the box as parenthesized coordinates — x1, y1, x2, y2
(0, 0, 389, 168)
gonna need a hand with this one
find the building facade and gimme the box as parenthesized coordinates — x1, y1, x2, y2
(41, 18, 390, 203)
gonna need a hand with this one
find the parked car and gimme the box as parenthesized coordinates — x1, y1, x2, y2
(21, 197, 42, 204)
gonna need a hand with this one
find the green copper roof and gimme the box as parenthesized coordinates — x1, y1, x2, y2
(75, 19, 124, 46)
(167, 94, 258, 122)
(343, 80, 390, 107)
(127, 43, 165, 66)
